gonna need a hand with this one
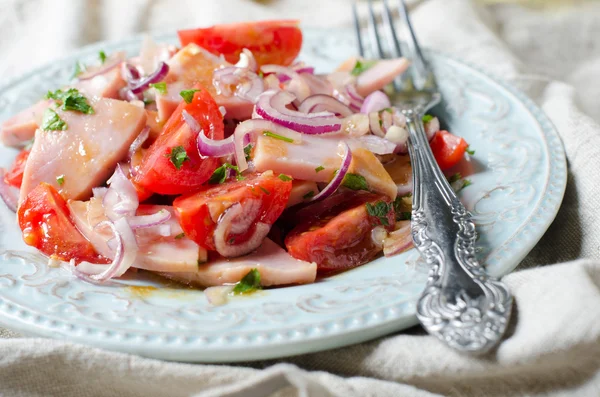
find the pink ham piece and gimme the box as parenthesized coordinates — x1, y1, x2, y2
(157, 43, 254, 123)
(0, 100, 50, 147)
(69, 198, 207, 273)
(75, 67, 126, 100)
(356, 58, 410, 97)
(159, 238, 316, 288)
(286, 180, 318, 208)
(253, 133, 397, 199)
(20, 98, 146, 203)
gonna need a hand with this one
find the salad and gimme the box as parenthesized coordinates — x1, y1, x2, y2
(0, 20, 471, 297)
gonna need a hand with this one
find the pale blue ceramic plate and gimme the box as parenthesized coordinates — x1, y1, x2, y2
(0, 28, 566, 362)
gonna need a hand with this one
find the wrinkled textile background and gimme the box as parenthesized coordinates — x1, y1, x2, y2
(1, 0, 599, 396)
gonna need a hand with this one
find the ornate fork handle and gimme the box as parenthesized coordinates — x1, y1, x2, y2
(403, 109, 513, 354)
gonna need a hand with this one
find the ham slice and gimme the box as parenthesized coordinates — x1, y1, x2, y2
(75, 67, 126, 99)
(159, 238, 317, 288)
(20, 98, 146, 203)
(69, 198, 207, 273)
(157, 43, 254, 122)
(253, 133, 397, 199)
(287, 180, 318, 208)
(356, 58, 410, 97)
(1, 100, 50, 147)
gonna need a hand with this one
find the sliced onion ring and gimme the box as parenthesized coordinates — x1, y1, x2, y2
(310, 142, 352, 201)
(73, 218, 138, 282)
(129, 62, 170, 95)
(255, 90, 342, 134)
(358, 135, 397, 155)
(78, 51, 126, 81)
(213, 66, 263, 103)
(360, 91, 391, 114)
(235, 49, 258, 72)
(213, 203, 271, 257)
(183, 110, 235, 158)
(298, 95, 354, 117)
(103, 165, 139, 220)
(0, 168, 18, 212)
(128, 209, 171, 229)
(128, 126, 150, 162)
(121, 63, 141, 83)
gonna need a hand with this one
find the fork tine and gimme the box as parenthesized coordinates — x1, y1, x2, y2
(397, 0, 429, 79)
(381, 0, 403, 59)
(367, 0, 386, 59)
(352, 2, 365, 58)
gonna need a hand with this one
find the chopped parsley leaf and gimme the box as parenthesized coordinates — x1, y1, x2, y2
(99, 50, 107, 64)
(383, 107, 394, 113)
(167, 146, 190, 170)
(209, 163, 240, 184)
(56, 175, 65, 186)
(232, 268, 262, 295)
(259, 186, 271, 195)
(46, 88, 94, 114)
(180, 89, 200, 104)
(466, 146, 475, 155)
(303, 191, 315, 200)
(315, 165, 325, 173)
(41, 109, 67, 131)
(366, 201, 392, 226)
(342, 173, 369, 191)
(350, 59, 376, 76)
(143, 98, 155, 106)
(448, 173, 462, 184)
(278, 174, 293, 182)
(175, 233, 186, 240)
(150, 82, 167, 95)
(72, 61, 86, 79)
(422, 114, 434, 123)
(244, 144, 253, 161)
(263, 130, 294, 143)
(258, 71, 264, 78)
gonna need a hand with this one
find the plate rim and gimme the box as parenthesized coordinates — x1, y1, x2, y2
(0, 28, 567, 362)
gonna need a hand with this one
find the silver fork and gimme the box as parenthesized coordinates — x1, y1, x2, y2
(354, 0, 513, 354)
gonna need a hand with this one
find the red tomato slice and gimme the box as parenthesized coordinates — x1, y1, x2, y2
(429, 130, 469, 170)
(284, 191, 395, 273)
(173, 173, 292, 251)
(178, 20, 302, 67)
(4, 149, 29, 188)
(18, 183, 107, 263)
(134, 88, 224, 195)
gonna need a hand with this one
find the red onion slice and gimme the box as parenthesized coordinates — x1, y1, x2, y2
(358, 135, 397, 155)
(383, 221, 413, 257)
(298, 95, 354, 117)
(310, 142, 352, 201)
(255, 90, 342, 134)
(182, 110, 237, 158)
(128, 209, 171, 229)
(261, 65, 311, 102)
(213, 66, 264, 103)
(129, 62, 170, 95)
(233, 119, 303, 171)
(104, 165, 139, 220)
(78, 51, 126, 81)
(213, 203, 271, 257)
(128, 126, 150, 162)
(73, 218, 138, 282)
(235, 49, 258, 72)
(369, 112, 385, 137)
(0, 168, 18, 212)
(360, 91, 391, 114)
(424, 116, 440, 141)
(121, 63, 141, 84)
(301, 73, 334, 96)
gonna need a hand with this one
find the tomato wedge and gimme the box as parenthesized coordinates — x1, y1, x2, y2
(285, 191, 395, 273)
(17, 183, 107, 263)
(173, 173, 292, 253)
(429, 130, 469, 170)
(4, 149, 29, 188)
(134, 88, 223, 195)
(178, 20, 302, 67)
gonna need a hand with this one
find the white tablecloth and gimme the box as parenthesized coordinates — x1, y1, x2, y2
(1, 0, 600, 396)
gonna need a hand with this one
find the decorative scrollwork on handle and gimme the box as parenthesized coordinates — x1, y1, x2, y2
(407, 113, 513, 354)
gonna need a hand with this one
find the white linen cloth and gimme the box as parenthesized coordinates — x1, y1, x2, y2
(1, 0, 600, 396)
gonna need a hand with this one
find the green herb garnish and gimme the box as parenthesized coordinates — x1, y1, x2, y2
(56, 175, 65, 186)
(263, 130, 294, 143)
(315, 165, 325, 173)
(180, 89, 200, 104)
(46, 88, 94, 115)
(72, 61, 86, 79)
(448, 173, 462, 184)
(150, 82, 167, 95)
(209, 163, 240, 184)
(259, 186, 271, 195)
(366, 201, 392, 226)
(466, 146, 475, 155)
(41, 109, 67, 131)
(232, 269, 262, 295)
(99, 50, 107, 64)
(303, 191, 315, 200)
(342, 173, 369, 191)
(278, 174, 293, 182)
(167, 146, 190, 170)
(175, 233, 185, 240)
(350, 59, 376, 76)
(422, 114, 434, 123)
